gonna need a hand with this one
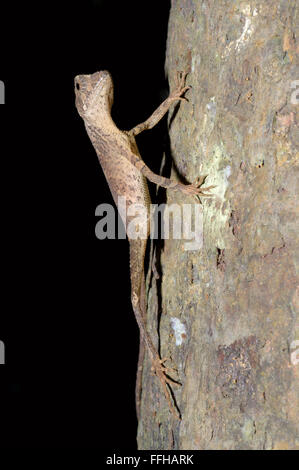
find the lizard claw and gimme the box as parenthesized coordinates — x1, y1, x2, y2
(159, 358, 181, 386)
(194, 177, 217, 197)
(170, 70, 191, 103)
(150, 358, 180, 385)
(150, 356, 181, 419)
(193, 175, 207, 188)
(174, 175, 216, 200)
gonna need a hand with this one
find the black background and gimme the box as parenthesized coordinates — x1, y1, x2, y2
(0, 0, 171, 449)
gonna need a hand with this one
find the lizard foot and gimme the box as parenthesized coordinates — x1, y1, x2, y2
(151, 358, 181, 386)
(192, 175, 217, 196)
(175, 176, 216, 198)
(150, 357, 181, 420)
(169, 70, 191, 103)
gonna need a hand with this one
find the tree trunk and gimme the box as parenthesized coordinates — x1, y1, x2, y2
(137, 0, 299, 450)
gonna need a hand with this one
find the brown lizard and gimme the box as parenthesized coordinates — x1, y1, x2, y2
(74, 70, 214, 419)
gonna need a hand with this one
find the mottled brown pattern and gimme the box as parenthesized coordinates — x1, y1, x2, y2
(74, 70, 213, 420)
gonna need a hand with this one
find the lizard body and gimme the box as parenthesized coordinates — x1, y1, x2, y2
(74, 70, 214, 419)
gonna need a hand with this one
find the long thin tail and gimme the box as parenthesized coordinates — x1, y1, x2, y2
(129, 238, 159, 361)
(129, 238, 158, 419)
(135, 269, 146, 419)
(129, 238, 180, 420)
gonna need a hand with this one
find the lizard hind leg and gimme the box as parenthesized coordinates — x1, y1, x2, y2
(129, 238, 180, 420)
(135, 269, 146, 420)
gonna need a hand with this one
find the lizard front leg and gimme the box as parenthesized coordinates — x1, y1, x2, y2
(125, 72, 215, 198)
(129, 71, 190, 137)
(124, 150, 215, 197)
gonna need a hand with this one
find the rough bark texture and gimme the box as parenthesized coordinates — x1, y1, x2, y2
(137, 0, 299, 450)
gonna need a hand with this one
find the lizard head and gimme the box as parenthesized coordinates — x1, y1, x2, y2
(74, 70, 114, 122)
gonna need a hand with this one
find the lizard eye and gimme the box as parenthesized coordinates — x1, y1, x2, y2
(76, 82, 80, 90)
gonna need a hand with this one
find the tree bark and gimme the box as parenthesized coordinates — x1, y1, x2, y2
(137, 0, 299, 450)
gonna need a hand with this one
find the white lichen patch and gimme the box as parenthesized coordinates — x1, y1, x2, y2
(200, 143, 233, 250)
(202, 143, 232, 201)
(171, 317, 187, 346)
(241, 3, 251, 16)
(191, 53, 201, 74)
(224, 165, 232, 179)
(222, 10, 256, 58)
(240, 3, 259, 16)
(235, 17, 255, 52)
(200, 97, 217, 145)
(206, 97, 217, 121)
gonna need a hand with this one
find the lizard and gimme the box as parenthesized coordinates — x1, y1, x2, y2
(74, 69, 214, 419)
